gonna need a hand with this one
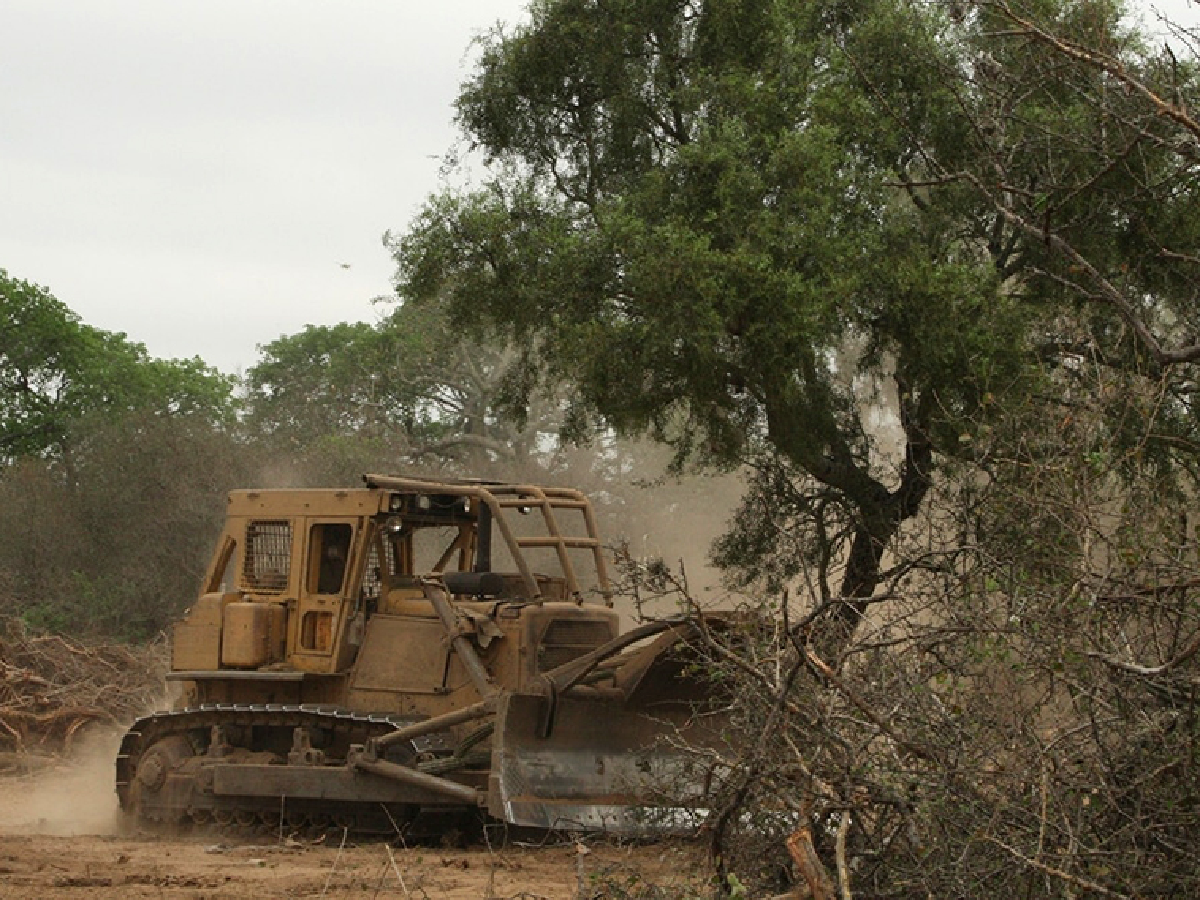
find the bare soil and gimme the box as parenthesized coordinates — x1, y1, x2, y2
(0, 623, 714, 898)
(0, 739, 711, 899)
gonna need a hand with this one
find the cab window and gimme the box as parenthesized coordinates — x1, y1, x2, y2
(308, 523, 353, 595)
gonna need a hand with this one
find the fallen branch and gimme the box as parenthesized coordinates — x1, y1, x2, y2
(0, 617, 166, 753)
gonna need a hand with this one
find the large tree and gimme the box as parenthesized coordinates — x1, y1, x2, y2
(393, 2, 1200, 894)
(396, 0, 1200, 639)
(0, 270, 242, 636)
(396, 0, 1035, 640)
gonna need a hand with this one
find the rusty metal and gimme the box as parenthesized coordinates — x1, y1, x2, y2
(212, 763, 452, 805)
(539, 617, 687, 694)
(489, 690, 713, 833)
(351, 757, 483, 806)
(363, 474, 613, 605)
(421, 580, 498, 700)
(371, 698, 497, 754)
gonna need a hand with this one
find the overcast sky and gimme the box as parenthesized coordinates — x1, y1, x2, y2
(2, 1, 1196, 376)
(2, 1, 528, 374)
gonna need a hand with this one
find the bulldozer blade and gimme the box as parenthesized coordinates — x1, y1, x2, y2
(489, 689, 717, 833)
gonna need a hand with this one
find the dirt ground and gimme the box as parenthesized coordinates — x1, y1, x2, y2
(0, 736, 711, 899)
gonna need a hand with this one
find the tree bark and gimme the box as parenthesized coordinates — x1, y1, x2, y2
(787, 826, 837, 900)
(815, 382, 934, 652)
(764, 371, 934, 655)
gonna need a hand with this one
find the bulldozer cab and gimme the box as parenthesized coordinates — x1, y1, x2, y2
(173, 475, 615, 680)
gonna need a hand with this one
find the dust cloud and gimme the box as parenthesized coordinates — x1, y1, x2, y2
(0, 729, 125, 836)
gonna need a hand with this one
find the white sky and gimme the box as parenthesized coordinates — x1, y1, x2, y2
(2, 0, 1197, 376)
(1, 1, 528, 374)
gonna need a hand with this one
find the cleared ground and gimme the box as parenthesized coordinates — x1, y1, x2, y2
(0, 744, 709, 899)
(0, 629, 712, 898)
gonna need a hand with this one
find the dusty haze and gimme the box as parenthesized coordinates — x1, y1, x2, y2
(0, 730, 124, 836)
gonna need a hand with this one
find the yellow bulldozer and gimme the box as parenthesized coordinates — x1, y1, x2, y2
(117, 474, 721, 833)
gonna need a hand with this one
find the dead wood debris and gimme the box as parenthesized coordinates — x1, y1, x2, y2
(0, 617, 166, 754)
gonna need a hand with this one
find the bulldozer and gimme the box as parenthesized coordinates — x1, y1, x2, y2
(116, 474, 722, 834)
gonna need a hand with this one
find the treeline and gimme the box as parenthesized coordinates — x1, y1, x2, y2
(0, 268, 670, 639)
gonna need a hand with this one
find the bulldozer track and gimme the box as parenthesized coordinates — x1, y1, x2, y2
(116, 704, 473, 834)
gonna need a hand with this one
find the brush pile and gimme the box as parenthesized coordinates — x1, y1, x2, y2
(0, 617, 166, 759)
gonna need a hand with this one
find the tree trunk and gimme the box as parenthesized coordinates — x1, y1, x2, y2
(803, 384, 934, 656)
(786, 826, 837, 900)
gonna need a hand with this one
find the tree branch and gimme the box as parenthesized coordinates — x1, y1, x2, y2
(1087, 628, 1200, 677)
(960, 170, 1200, 366)
(986, 836, 1132, 900)
(988, 0, 1200, 144)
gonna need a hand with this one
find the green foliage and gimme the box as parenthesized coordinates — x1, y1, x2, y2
(0, 269, 236, 463)
(0, 412, 253, 640)
(397, 0, 1200, 613)
(426, 0, 1032, 454)
(0, 270, 245, 637)
(0, 267, 640, 640)
(0, 270, 241, 638)
(397, 0, 1045, 613)
(246, 320, 418, 443)
(394, 10, 1200, 891)
(245, 299, 543, 469)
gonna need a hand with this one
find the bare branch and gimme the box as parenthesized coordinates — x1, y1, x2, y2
(988, 0, 1200, 144)
(986, 836, 1133, 900)
(1087, 629, 1200, 677)
(960, 170, 1200, 366)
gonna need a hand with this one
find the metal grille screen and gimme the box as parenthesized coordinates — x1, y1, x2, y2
(243, 520, 292, 592)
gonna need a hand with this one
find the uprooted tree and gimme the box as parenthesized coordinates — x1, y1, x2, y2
(396, 0, 1200, 894)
